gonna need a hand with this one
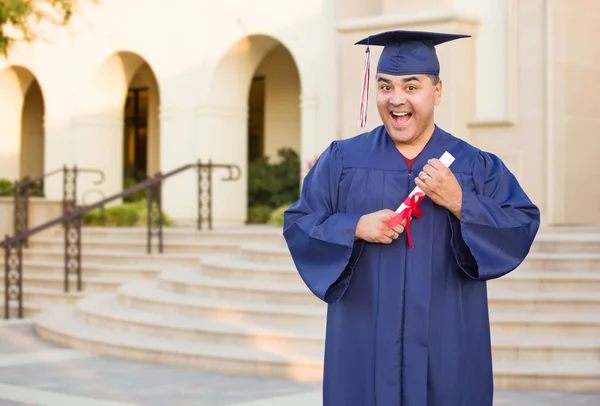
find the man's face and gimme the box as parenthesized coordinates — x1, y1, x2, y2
(375, 73, 442, 146)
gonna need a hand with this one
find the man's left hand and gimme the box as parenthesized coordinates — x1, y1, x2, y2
(414, 158, 463, 219)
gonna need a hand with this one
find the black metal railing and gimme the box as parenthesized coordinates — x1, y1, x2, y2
(1, 161, 240, 319)
(0, 166, 105, 247)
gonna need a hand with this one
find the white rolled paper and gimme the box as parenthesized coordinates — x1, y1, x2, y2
(395, 151, 456, 214)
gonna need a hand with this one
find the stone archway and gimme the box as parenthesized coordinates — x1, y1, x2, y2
(0, 66, 45, 182)
(247, 43, 302, 223)
(199, 35, 302, 226)
(75, 52, 160, 202)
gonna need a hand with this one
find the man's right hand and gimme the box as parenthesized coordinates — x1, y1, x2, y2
(355, 209, 406, 244)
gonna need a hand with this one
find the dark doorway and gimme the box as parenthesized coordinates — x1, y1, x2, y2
(123, 87, 149, 184)
(248, 76, 265, 161)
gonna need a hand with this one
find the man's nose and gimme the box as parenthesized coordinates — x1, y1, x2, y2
(389, 90, 406, 105)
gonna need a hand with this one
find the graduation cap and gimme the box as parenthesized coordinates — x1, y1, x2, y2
(355, 30, 471, 128)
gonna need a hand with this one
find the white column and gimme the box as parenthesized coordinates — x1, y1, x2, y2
(72, 113, 123, 206)
(42, 115, 75, 200)
(159, 106, 197, 225)
(299, 96, 319, 179)
(195, 105, 248, 227)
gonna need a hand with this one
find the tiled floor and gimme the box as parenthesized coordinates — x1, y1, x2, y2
(0, 321, 598, 406)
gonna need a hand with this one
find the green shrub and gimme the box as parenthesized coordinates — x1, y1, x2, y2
(29, 181, 44, 197)
(247, 148, 300, 223)
(267, 203, 291, 226)
(0, 179, 13, 196)
(83, 200, 172, 227)
(123, 177, 146, 203)
(247, 205, 274, 224)
(0, 178, 44, 197)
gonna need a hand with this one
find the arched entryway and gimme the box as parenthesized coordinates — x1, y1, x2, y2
(247, 43, 302, 223)
(0, 66, 45, 183)
(75, 52, 160, 201)
(201, 35, 302, 226)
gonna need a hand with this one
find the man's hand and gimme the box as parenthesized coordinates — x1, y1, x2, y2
(355, 209, 406, 244)
(415, 158, 463, 219)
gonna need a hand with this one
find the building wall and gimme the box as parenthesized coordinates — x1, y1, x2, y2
(336, 0, 600, 225)
(0, 0, 338, 225)
(0, 0, 598, 225)
(548, 0, 600, 224)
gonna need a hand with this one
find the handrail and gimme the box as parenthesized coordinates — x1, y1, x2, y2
(0, 166, 104, 195)
(1, 161, 239, 247)
(0, 166, 105, 249)
(2, 160, 241, 319)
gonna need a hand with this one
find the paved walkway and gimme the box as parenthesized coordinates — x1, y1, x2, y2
(0, 320, 598, 406)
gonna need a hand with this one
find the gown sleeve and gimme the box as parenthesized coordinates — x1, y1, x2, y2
(283, 141, 365, 304)
(447, 151, 541, 281)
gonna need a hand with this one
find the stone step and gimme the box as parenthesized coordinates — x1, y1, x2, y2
(493, 361, 600, 392)
(18, 274, 124, 292)
(240, 244, 293, 264)
(77, 294, 325, 356)
(118, 280, 327, 329)
(79, 293, 600, 365)
(0, 260, 162, 280)
(22, 248, 203, 266)
(118, 281, 600, 339)
(91, 292, 600, 366)
(0, 302, 48, 319)
(158, 268, 600, 312)
(490, 313, 600, 338)
(33, 306, 600, 391)
(27, 238, 241, 255)
(35, 306, 323, 382)
(487, 272, 600, 293)
(200, 256, 302, 284)
(157, 268, 319, 306)
(0, 287, 84, 305)
(201, 256, 600, 294)
(491, 336, 600, 364)
(70, 226, 284, 244)
(241, 244, 600, 273)
(530, 229, 600, 253)
(488, 291, 600, 314)
(520, 252, 600, 272)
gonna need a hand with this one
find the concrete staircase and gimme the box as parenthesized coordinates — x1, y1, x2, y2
(0, 226, 281, 318)
(21, 226, 600, 392)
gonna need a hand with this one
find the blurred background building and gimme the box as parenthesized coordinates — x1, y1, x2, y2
(1, 0, 598, 227)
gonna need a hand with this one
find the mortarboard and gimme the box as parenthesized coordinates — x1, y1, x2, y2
(355, 30, 471, 128)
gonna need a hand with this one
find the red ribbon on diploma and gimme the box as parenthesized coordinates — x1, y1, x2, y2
(387, 192, 426, 249)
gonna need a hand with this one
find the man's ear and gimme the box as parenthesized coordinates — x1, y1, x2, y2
(434, 79, 443, 106)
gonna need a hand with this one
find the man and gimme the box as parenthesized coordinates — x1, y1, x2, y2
(282, 30, 540, 406)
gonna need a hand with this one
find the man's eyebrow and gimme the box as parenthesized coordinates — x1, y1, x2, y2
(376, 76, 421, 84)
(401, 76, 421, 83)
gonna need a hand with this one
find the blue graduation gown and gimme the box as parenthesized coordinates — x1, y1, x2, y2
(282, 125, 540, 406)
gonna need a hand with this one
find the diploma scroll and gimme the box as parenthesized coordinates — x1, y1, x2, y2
(387, 151, 456, 248)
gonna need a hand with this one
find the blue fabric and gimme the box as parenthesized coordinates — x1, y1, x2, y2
(378, 41, 441, 76)
(354, 30, 471, 76)
(283, 125, 540, 406)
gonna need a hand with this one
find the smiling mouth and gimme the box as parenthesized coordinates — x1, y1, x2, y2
(390, 111, 412, 126)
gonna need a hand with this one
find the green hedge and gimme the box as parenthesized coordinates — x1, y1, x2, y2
(267, 203, 290, 226)
(0, 178, 44, 197)
(83, 200, 172, 227)
(247, 148, 300, 224)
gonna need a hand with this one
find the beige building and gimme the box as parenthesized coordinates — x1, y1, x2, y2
(1, 0, 599, 226)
